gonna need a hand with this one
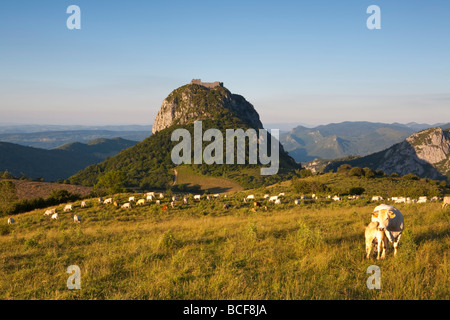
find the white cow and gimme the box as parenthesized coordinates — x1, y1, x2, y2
(98, 197, 104, 203)
(443, 196, 450, 208)
(332, 196, 342, 201)
(371, 204, 404, 257)
(263, 194, 270, 200)
(365, 221, 387, 260)
(159, 193, 164, 199)
(7, 217, 15, 224)
(146, 195, 154, 201)
(74, 215, 81, 224)
(278, 193, 285, 197)
(213, 194, 220, 198)
(417, 196, 427, 204)
(156, 200, 160, 205)
(81, 201, 88, 208)
(392, 197, 406, 203)
(246, 195, 255, 200)
(104, 198, 113, 204)
(146, 192, 155, 197)
(183, 197, 188, 204)
(194, 195, 201, 201)
(122, 203, 132, 209)
(274, 199, 281, 205)
(136, 199, 146, 206)
(51, 213, 59, 220)
(269, 196, 278, 202)
(44, 208, 57, 216)
(129, 196, 136, 202)
(294, 200, 301, 205)
(172, 196, 178, 201)
(64, 204, 74, 212)
(371, 196, 383, 201)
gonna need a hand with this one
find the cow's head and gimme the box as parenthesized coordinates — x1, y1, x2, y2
(372, 208, 396, 231)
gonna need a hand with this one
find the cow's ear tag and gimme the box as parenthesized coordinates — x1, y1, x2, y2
(372, 211, 379, 218)
(388, 211, 396, 218)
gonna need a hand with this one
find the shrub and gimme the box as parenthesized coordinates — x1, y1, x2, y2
(349, 187, 365, 195)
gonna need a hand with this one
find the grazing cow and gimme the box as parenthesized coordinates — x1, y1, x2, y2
(104, 198, 113, 204)
(172, 196, 178, 201)
(74, 215, 81, 224)
(294, 199, 301, 205)
(371, 204, 404, 257)
(44, 208, 57, 216)
(213, 194, 220, 198)
(156, 200, 161, 205)
(170, 201, 174, 208)
(64, 204, 74, 212)
(365, 221, 387, 260)
(7, 218, 15, 224)
(146, 192, 155, 197)
(395, 197, 406, 204)
(332, 196, 342, 201)
(183, 197, 188, 204)
(194, 195, 201, 201)
(159, 193, 164, 199)
(113, 201, 119, 207)
(443, 196, 450, 208)
(254, 201, 262, 208)
(275, 199, 281, 205)
(129, 196, 136, 202)
(162, 205, 168, 211)
(206, 195, 211, 200)
(371, 196, 383, 201)
(263, 194, 270, 199)
(146, 195, 154, 201)
(122, 203, 131, 209)
(269, 196, 278, 202)
(51, 213, 59, 220)
(81, 201, 87, 208)
(278, 193, 285, 197)
(247, 195, 255, 200)
(136, 199, 146, 206)
(98, 197, 104, 203)
(223, 204, 230, 210)
(417, 196, 427, 204)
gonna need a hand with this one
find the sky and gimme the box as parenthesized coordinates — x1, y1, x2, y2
(0, 0, 449, 127)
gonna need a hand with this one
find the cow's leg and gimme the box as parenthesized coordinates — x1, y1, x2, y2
(393, 234, 401, 257)
(366, 239, 374, 259)
(380, 236, 387, 260)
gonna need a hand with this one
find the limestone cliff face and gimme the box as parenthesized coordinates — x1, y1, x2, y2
(370, 127, 450, 179)
(324, 127, 450, 180)
(152, 83, 263, 134)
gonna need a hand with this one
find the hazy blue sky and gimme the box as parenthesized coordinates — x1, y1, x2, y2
(1, 0, 449, 126)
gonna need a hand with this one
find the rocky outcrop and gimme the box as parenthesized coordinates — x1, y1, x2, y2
(324, 127, 450, 180)
(152, 82, 263, 134)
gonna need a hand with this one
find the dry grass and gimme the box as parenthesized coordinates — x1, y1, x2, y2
(0, 194, 448, 300)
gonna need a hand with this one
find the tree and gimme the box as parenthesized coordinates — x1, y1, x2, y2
(0, 181, 18, 216)
(349, 167, 364, 177)
(94, 170, 127, 194)
(337, 164, 352, 175)
(349, 187, 365, 196)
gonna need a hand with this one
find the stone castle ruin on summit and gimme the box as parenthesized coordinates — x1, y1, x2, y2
(190, 79, 224, 89)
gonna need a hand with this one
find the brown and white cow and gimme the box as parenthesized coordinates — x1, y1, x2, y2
(365, 221, 387, 260)
(442, 196, 450, 209)
(371, 204, 404, 257)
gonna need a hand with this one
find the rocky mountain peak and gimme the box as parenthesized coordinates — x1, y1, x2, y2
(152, 81, 263, 134)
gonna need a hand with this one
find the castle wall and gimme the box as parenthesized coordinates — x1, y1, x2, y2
(191, 79, 223, 89)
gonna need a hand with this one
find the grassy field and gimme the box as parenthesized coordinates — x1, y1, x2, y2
(173, 166, 244, 194)
(0, 191, 448, 300)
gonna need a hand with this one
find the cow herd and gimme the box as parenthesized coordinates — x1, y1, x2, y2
(4, 191, 450, 260)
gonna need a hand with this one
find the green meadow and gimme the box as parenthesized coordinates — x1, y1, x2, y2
(0, 189, 448, 300)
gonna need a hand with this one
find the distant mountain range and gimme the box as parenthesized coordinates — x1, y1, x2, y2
(0, 129, 150, 149)
(0, 138, 138, 181)
(316, 127, 450, 180)
(280, 121, 450, 163)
